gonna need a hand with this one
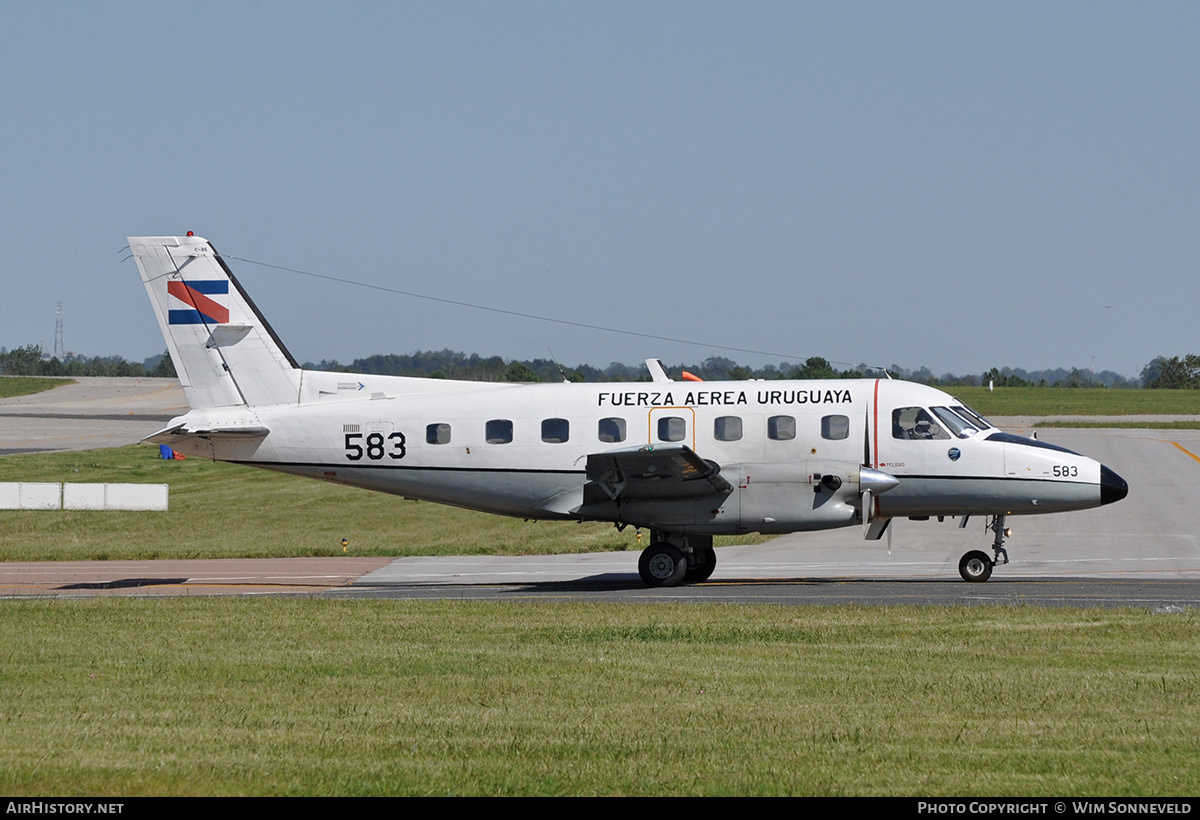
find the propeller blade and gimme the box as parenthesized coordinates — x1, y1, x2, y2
(864, 515, 893, 542)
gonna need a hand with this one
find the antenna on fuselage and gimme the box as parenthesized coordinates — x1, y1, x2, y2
(547, 347, 572, 383)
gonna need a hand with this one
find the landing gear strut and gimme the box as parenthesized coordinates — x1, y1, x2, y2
(988, 514, 1011, 567)
(957, 514, 1010, 583)
(684, 544, 717, 584)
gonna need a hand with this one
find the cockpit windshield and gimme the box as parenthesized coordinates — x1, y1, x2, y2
(894, 405, 988, 441)
(930, 406, 978, 439)
(950, 402, 992, 430)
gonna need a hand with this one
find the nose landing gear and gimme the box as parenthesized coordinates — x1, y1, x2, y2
(958, 514, 1010, 583)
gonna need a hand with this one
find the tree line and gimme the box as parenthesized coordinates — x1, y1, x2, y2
(0, 345, 175, 378)
(3, 342, 1195, 388)
(305, 351, 1148, 388)
(1140, 355, 1200, 389)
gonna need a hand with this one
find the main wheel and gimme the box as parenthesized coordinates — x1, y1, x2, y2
(639, 543, 688, 587)
(959, 550, 994, 583)
(683, 545, 717, 585)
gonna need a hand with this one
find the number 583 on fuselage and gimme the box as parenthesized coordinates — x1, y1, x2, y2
(129, 234, 1128, 587)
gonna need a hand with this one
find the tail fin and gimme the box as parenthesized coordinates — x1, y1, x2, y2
(129, 235, 301, 409)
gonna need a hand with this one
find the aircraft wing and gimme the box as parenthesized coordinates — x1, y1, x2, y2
(584, 444, 731, 502)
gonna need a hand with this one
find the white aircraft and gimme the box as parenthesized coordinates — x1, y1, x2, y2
(129, 233, 1128, 587)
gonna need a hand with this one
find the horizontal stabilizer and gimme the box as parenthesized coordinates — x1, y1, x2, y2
(144, 423, 269, 444)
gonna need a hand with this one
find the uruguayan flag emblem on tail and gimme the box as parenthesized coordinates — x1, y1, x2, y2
(167, 280, 229, 324)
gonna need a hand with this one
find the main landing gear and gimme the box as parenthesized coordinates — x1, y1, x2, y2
(637, 532, 716, 587)
(958, 514, 1011, 583)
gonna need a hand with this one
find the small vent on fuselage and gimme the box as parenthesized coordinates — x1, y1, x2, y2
(342, 424, 360, 433)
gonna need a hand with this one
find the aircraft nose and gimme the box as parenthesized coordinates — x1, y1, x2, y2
(1100, 464, 1128, 505)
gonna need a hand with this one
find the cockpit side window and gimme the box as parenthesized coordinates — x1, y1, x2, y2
(892, 407, 950, 440)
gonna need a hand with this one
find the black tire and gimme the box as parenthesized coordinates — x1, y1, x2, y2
(639, 543, 688, 587)
(683, 545, 717, 585)
(959, 550, 994, 583)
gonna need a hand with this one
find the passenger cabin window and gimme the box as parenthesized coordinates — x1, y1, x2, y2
(486, 419, 513, 444)
(426, 423, 451, 445)
(541, 418, 569, 443)
(714, 416, 742, 442)
(892, 407, 950, 440)
(768, 415, 796, 441)
(598, 417, 626, 443)
(658, 416, 686, 442)
(821, 415, 850, 440)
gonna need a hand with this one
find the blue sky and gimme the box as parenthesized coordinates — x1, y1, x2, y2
(2, 2, 1197, 378)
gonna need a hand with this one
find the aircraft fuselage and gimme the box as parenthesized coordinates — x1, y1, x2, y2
(156, 372, 1122, 534)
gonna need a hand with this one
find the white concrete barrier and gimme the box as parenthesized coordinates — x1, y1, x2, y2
(96, 483, 169, 511)
(0, 483, 168, 511)
(62, 483, 106, 510)
(18, 483, 61, 510)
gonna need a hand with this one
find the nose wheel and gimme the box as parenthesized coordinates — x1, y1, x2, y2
(959, 550, 994, 582)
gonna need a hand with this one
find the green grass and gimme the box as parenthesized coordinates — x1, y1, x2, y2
(0, 375, 73, 398)
(951, 386, 1200, 417)
(0, 599, 1196, 796)
(0, 445, 764, 561)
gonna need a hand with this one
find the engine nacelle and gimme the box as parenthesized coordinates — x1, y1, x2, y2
(721, 459, 876, 534)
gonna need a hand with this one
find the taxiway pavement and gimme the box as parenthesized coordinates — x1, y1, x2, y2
(0, 376, 186, 454)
